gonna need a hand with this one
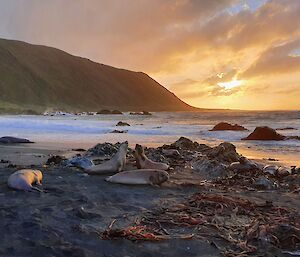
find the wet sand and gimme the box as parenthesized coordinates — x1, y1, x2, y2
(0, 140, 299, 257)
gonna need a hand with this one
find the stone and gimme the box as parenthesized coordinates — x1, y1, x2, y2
(0, 136, 34, 144)
(210, 122, 247, 131)
(116, 121, 130, 126)
(242, 127, 285, 141)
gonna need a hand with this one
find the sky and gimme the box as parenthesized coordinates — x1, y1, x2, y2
(0, 0, 299, 110)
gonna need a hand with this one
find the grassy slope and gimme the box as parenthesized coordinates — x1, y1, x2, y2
(0, 38, 195, 113)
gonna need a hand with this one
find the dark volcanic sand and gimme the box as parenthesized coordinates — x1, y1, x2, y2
(0, 142, 299, 257)
(0, 166, 219, 257)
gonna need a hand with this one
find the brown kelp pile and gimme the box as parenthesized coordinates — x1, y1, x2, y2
(102, 192, 300, 256)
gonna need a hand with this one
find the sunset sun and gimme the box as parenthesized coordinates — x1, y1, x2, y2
(217, 79, 244, 90)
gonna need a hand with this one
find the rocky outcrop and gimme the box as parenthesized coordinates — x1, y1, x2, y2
(97, 110, 122, 115)
(129, 111, 152, 116)
(210, 122, 247, 131)
(242, 126, 286, 141)
(109, 130, 128, 134)
(116, 121, 130, 126)
(206, 142, 241, 164)
(0, 136, 34, 144)
(192, 157, 229, 179)
(171, 137, 199, 150)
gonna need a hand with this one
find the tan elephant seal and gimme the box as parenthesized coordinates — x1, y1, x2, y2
(8, 169, 43, 192)
(105, 169, 169, 185)
(134, 144, 169, 170)
(85, 141, 128, 174)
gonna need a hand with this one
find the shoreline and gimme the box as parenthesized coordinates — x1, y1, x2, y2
(0, 135, 300, 257)
(0, 137, 299, 256)
(1, 138, 298, 167)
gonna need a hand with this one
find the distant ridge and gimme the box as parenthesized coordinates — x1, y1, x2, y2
(0, 38, 196, 113)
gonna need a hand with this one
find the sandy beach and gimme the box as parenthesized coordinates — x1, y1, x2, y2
(0, 137, 299, 257)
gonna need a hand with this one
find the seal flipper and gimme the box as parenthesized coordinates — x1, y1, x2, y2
(30, 186, 44, 193)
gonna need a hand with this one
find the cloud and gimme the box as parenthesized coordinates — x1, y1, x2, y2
(0, 0, 299, 109)
(241, 39, 300, 78)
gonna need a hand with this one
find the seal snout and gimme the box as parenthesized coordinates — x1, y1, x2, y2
(158, 170, 169, 184)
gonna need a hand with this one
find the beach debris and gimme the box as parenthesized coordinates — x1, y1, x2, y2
(109, 129, 128, 133)
(8, 169, 43, 192)
(210, 122, 247, 131)
(116, 121, 130, 126)
(101, 192, 300, 256)
(134, 144, 169, 170)
(102, 220, 163, 241)
(46, 155, 66, 165)
(0, 136, 34, 144)
(242, 126, 286, 140)
(106, 169, 169, 185)
(101, 220, 192, 241)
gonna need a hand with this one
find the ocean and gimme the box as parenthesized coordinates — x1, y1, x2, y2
(0, 111, 299, 166)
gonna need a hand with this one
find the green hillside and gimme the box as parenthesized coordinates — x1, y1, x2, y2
(0, 38, 194, 113)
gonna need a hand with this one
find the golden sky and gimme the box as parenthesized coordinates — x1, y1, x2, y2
(0, 0, 299, 110)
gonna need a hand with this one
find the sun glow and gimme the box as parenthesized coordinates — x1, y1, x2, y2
(217, 79, 243, 90)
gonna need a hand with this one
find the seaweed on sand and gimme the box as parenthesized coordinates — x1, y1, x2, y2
(101, 193, 300, 256)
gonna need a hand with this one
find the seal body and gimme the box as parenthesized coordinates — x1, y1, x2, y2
(263, 165, 278, 175)
(106, 169, 169, 185)
(85, 141, 128, 174)
(134, 144, 169, 170)
(8, 169, 43, 191)
(229, 157, 258, 172)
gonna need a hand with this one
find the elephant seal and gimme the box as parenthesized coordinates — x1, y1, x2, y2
(134, 144, 169, 170)
(8, 169, 43, 192)
(229, 157, 258, 172)
(85, 141, 128, 174)
(105, 169, 169, 185)
(263, 165, 278, 175)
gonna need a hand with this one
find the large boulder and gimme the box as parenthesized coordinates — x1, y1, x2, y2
(129, 111, 152, 116)
(111, 110, 123, 114)
(242, 126, 285, 141)
(109, 129, 128, 134)
(210, 122, 247, 131)
(96, 109, 122, 115)
(206, 142, 241, 164)
(116, 121, 130, 126)
(84, 142, 121, 158)
(0, 136, 34, 144)
(171, 137, 199, 150)
(192, 157, 229, 179)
